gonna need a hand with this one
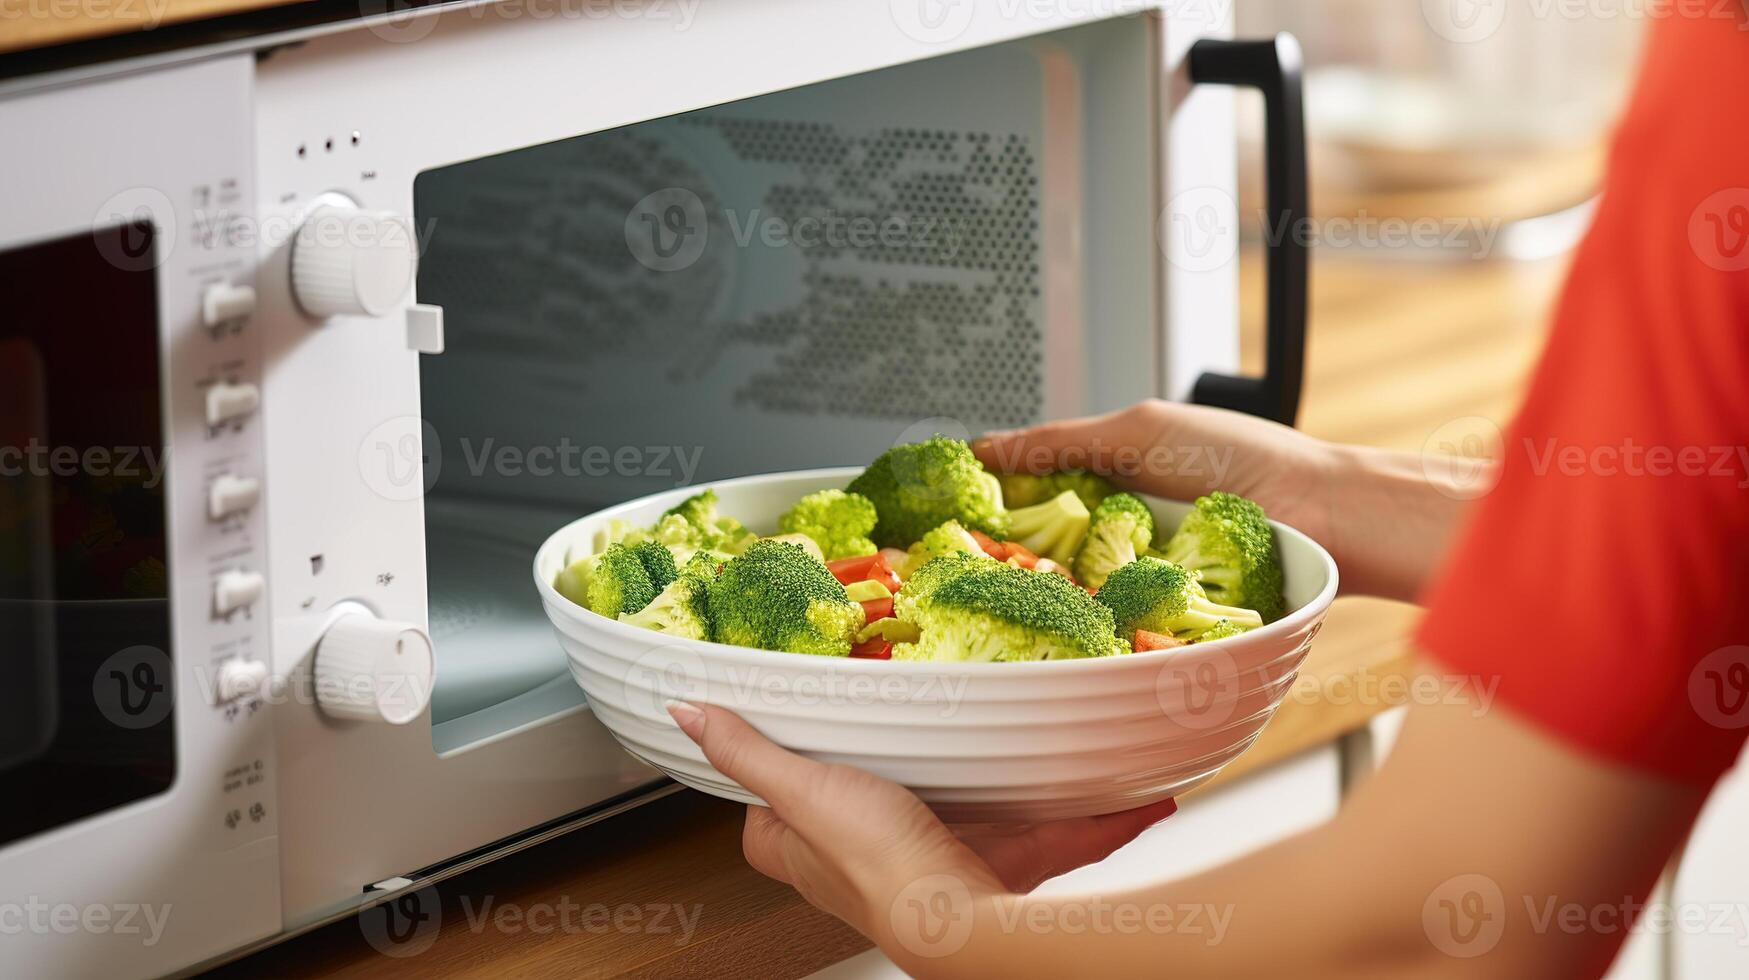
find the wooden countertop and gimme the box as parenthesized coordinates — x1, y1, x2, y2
(218, 252, 1564, 978)
(0, 0, 303, 55)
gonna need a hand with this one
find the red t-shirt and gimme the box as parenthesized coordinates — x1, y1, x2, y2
(1416, 12, 1749, 786)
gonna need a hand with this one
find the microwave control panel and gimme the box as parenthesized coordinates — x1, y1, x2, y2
(0, 54, 283, 978)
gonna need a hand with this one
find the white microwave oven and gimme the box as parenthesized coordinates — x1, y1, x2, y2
(0, 2, 1306, 975)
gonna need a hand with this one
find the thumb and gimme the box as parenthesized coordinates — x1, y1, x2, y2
(666, 700, 832, 826)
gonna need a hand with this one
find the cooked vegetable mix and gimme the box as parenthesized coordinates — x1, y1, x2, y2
(893, 556, 1129, 662)
(619, 552, 717, 640)
(556, 437, 1290, 660)
(1005, 490, 1091, 567)
(1072, 493, 1155, 591)
(707, 540, 866, 657)
(1159, 490, 1286, 624)
(777, 489, 880, 560)
(1092, 557, 1263, 641)
(847, 436, 1008, 547)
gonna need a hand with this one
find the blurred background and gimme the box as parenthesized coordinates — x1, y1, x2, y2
(1229, 0, 1647, 423)
(1228, 0, 1648, 799)
(1233, 0, 1644, 447)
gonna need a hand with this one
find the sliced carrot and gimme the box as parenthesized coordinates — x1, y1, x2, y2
(967, 529, 1007, 560)
(1003, 542, 1040, 569)
(1134, 629, 1184, 652)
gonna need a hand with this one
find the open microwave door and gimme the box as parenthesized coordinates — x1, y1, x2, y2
(0, 337, 56, 770)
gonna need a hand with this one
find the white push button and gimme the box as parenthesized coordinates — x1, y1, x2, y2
(214, 658, 269, 703)
(213, 569, 266, 617)
(208, 474, 262, 521)
(202, 282, 257, 327)
(205, 381, 260, 428)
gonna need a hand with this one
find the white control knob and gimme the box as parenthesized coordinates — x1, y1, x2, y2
(313, 612, 433, 725)
(290, 203, 417, 319)
(208, 473, 262, 521)
(214, 658, 269, 704)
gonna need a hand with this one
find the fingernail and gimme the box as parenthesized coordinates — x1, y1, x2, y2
(665, 699, 706, 739)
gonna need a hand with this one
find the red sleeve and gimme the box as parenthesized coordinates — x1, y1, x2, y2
(1415, 12, 1749, 786)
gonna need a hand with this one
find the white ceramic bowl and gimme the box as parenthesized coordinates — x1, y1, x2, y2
(535, 468, 1338, 823)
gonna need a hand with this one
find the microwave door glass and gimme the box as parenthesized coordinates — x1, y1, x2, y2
(412, 45, 1052, 753)
(0, 223, 176, 848)
(409, 19, 1158, 754)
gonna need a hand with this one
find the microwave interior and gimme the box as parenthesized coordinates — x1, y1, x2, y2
(412, 17, 1164, 748)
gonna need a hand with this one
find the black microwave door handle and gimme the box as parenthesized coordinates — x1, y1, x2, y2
(1186, 34, 1309, 427)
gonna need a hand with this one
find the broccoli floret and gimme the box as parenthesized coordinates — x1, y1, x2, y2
(620, 553, 717, 640)
(664, 488, 722, 528)
(626, 538, 678, 594)
(893, 551, 985, 621)
(708, 540, 866, 656)
(1093, 556, 1262, 641)
(560, 542, 660, 619)
(900, 520, 989, 577)
(593, 518, 653, 552)
(647, 512, 709, 561)
(893, 559, 1123, 662)
(777, 489, 879, 560)
(848, 436, 1008, 548)
(1006, 490, 1090, 566)
(1072, 493, 1156, 591)
(1191, 619, 1250, 644)
(996, 470, 1117, 511)
(1160, 491, 1286, 623)
(665, 489, 758, 556)
(762, 533, 826, 563)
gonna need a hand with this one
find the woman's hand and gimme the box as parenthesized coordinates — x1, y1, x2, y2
(665, 701, 1177, 946)
(976, 400, 1472, 601)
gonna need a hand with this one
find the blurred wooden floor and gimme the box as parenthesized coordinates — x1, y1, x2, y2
(1237, 249, 1569, 735)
